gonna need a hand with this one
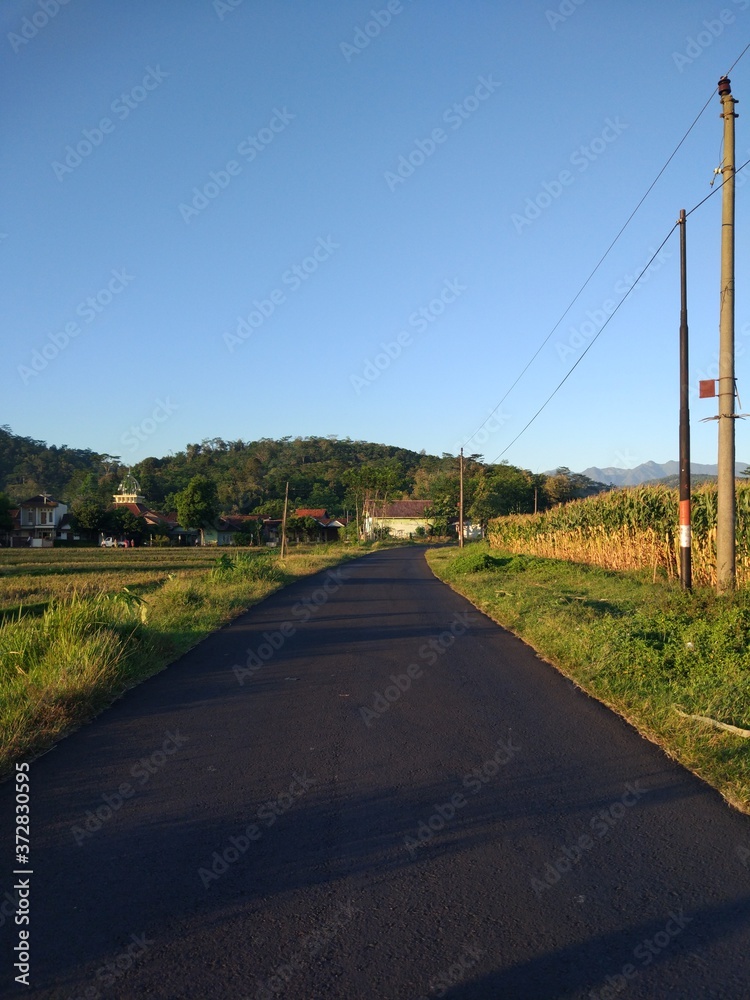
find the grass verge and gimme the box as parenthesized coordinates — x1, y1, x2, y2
(426, 543, 750, 814)
(0, 545, 369, 779)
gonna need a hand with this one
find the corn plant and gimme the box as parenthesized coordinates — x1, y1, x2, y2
(488, 483, 750, 587)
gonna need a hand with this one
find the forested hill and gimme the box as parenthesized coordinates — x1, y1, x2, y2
(0, 426, 606, 519)
(0, 424, 116, 504)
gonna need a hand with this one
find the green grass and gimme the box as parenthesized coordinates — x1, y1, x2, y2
(426, 542, 750, 814)
(0, 544, 370, 778)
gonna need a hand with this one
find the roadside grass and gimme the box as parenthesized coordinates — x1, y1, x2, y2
(0, 544, 367, 778)
(426, 543, 750, 814)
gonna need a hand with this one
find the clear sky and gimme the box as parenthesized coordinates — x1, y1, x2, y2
(4, 0, 750, 474)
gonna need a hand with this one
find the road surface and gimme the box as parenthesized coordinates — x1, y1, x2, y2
(1, 546, 750, 998)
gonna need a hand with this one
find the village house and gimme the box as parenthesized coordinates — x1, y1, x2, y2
(363, 499, 432, 539)
(460, 521, 484, 541)
(9, 494, 71, 547)
(202, 514, 266, 546)
(292, 509, 345, 543)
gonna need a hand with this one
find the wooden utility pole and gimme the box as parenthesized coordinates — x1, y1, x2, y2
(678, 208, 692, 591)
(459, 448, 464, 547)
(717, 75, 737, 591)
(280, 481, 289, 559)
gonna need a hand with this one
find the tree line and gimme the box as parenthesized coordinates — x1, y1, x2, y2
(0, 426, 609, 539)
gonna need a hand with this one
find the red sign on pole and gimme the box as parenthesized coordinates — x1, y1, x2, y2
(699, 380, 717, 398)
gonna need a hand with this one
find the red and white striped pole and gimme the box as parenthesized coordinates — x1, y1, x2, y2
(678, 208, 692, 590)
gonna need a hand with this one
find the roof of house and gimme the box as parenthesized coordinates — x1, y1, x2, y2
(19, 495, 62, 508)
(293, 508, 344, 527)
(122, 502, 150, 516)
(371, 500, 431, 519)
(217, 515, 262, 530)
(119, 502, 174, 527)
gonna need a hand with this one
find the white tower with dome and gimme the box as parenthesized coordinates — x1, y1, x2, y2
(113, 471, 146, 505)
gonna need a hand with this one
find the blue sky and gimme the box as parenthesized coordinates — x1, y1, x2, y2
(3, 0, 750, 474)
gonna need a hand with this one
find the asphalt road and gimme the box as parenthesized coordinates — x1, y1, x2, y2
(1, 546, 750, 999)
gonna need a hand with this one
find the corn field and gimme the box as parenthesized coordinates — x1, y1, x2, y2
(487, 483, 750, 587)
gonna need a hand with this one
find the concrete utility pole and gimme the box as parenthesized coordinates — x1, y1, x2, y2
(678, 209, 692, 591)
(717, 75, 738, 592)
(459, 448, 464, 548)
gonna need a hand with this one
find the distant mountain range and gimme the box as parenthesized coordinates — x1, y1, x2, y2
(579, 461, 749, 487)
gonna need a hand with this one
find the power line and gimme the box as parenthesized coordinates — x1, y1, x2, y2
(687, 155, 750, 217)
(461, 53, 749, 454)
(490, 225, 677, 462)
(726, 41, 750, 75)
(489, 157, 750, 464)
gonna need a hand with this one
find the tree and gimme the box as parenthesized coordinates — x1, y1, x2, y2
(0, 492, 13, 533)
(175, 475, 219, 546)
(70, 498, 110, 536)
(469, 464, 534, 528)
(251, 499, 285, 519)
(108, 508, 147, 545)
(284, 515, 319, 542)
(425, 472, 461, 533)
